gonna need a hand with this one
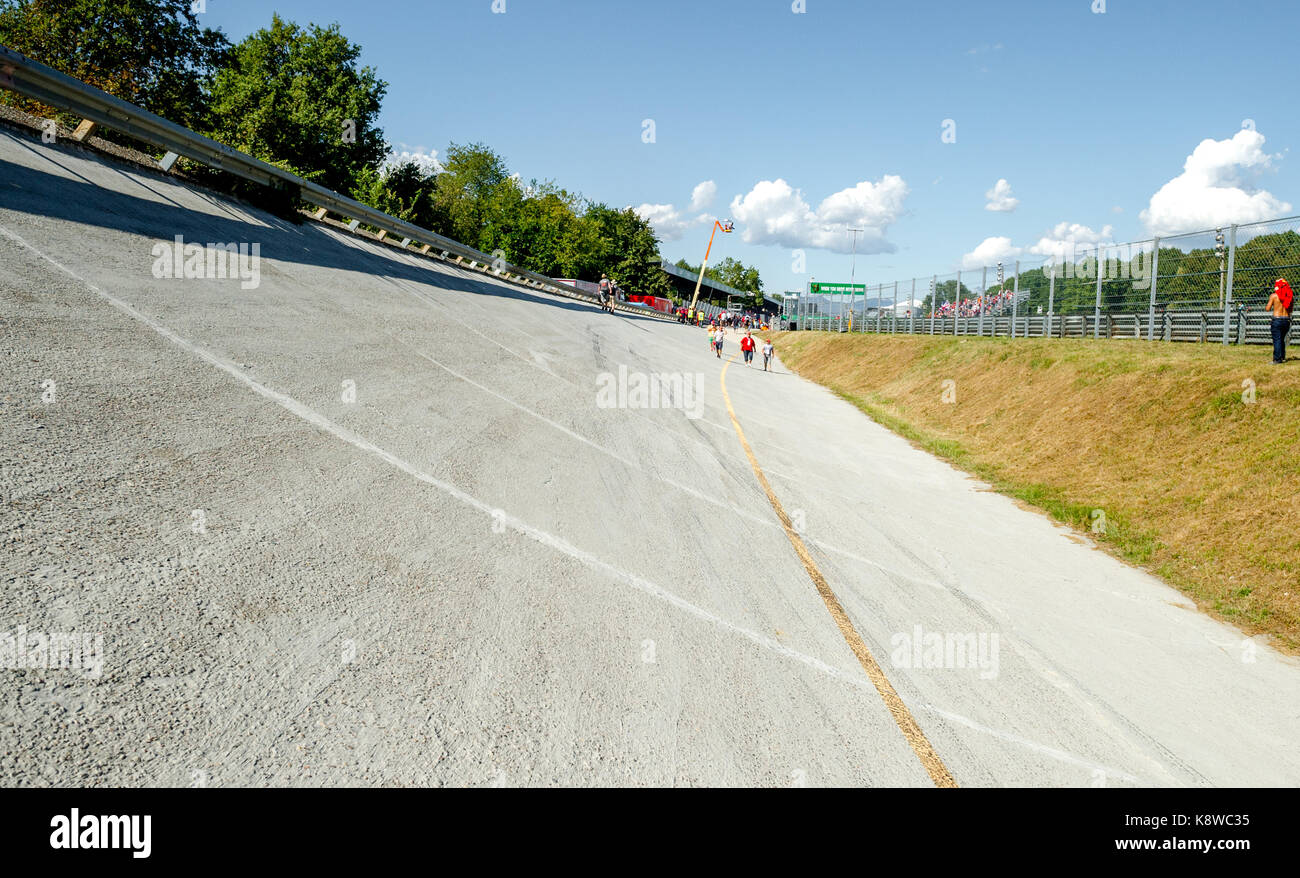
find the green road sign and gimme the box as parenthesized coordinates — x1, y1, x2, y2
(809, 282, 866, 294)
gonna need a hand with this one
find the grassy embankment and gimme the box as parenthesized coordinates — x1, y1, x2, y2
(771, 332, 1300, 651)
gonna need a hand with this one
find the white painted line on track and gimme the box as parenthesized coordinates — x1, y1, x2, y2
(0, 223, 886, 703)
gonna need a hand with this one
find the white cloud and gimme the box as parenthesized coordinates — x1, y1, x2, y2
(728, 175, 909, 254)
(960, 221, 1115, 271)
(1140, 129, 1291, 236)
(689, 180, 717, 212)
(387, 147, 443, 174)
(634, 181, 721, 241)
(1027, 221, 1114, 261)
(961, 236, 1021, 270)
(634, 203, 698, 241)
(984, 178, 1019, 212)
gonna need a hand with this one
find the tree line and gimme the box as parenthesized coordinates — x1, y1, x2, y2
(0, 0, 768, 301)
(914, 231, 1300, 315)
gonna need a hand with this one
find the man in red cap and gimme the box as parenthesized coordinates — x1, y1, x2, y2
(1266, 278, 1293, 364)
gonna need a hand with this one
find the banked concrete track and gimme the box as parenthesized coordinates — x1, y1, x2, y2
(1, 127, 1298, 787)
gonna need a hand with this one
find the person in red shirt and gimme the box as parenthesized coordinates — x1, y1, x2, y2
(1267, 278, 1293, 364)
(740, 331, 756, 366)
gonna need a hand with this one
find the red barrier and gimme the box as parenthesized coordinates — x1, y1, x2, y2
(627, 295, 674, 314)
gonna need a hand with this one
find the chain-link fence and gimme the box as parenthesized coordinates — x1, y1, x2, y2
(780, 216, 1300, 345)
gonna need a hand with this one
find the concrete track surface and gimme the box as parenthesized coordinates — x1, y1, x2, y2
(1, 128, 1297, 787)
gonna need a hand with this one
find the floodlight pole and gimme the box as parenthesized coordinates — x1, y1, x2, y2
(689, 219, 733, 314)
(848, 228, 863, 331)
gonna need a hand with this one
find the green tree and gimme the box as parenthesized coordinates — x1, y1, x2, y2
(586, 204, 673, 299)
(372, 140, 674, 298)
(487, 181, 601, 279)
(710, 256, 764, 296)
(352, 158, 442, 230)
(674, 255, 764, 306)
(206, 14, 387, 194)
(0, 0, 230, 133)
(433, 142, 515, 252)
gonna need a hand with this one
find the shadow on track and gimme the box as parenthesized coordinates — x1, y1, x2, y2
(0, 130, 668, 326)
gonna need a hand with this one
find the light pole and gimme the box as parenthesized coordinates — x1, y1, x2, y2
(688, 219, 734, 314)
(1215, 228, 1226, 309)
(847, 227, 863, 331)
(809, 276, 816, 330)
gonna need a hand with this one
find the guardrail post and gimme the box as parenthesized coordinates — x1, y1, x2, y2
(1222, 224, 1237, 345)
(71, 119, 96, 141)
(1094, 244, 1104, 339)
(1148, 238, 1159, 341)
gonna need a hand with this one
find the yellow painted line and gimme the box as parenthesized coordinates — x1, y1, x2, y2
(719, 356, 958, 788)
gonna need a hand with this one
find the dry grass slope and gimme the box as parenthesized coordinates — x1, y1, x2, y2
(772, 332, 1300, 651)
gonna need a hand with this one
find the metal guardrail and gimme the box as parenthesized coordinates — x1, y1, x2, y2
(0, 44, 673, 322)
(794, 311, 1296, 345)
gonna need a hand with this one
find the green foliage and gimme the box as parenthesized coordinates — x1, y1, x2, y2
(586, 203, 674, 299)
(433, 141, 513, 251)
(206, 14, 388, 194)
(971, 231, 1300, 317)
(711, 256, 764, 295)
(1, 5, 717, 299)
(0, 0, 230, 133)
(414, 142, 673, 296)
(351, 158, 442, 230)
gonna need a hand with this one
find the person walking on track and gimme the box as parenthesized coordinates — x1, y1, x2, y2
(761, 337, 774, 372)
(740, 331, 756, 366)
(598, 274, 613, 313)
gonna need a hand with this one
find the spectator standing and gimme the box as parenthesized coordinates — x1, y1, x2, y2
(1267, 278, 1294, 364)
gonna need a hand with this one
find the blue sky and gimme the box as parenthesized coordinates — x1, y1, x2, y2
(199, 0, 1300, 294)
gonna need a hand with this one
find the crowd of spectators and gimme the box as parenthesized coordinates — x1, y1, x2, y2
(932, 288, 1021, 318)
